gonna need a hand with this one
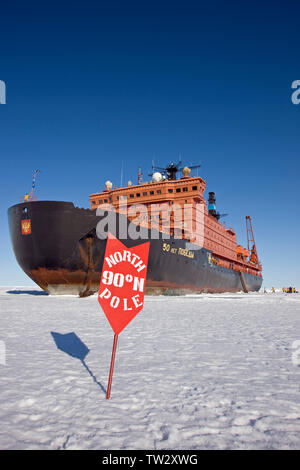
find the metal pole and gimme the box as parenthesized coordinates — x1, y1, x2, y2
(106, 333, 118, 399)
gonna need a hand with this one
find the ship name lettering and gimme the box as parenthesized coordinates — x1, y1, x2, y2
(162, 244, 194, 258)
(178, 247, 194, 259)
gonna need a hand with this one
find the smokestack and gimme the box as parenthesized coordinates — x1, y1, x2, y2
(208, 192, 216, 215)
(208, 192, 220, 220)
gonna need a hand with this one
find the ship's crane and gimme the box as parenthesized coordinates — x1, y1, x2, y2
(149, 158, 201, 180)
(246, 215, 259, 265)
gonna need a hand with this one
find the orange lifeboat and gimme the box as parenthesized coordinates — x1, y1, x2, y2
(236, 245, 243, 255)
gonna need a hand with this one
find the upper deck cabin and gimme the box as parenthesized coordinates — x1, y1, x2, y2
(89, 172, 206, 242)
(89, 166, 244, 263)
(89, 174, 205, 210)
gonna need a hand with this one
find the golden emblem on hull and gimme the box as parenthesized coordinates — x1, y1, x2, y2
(21, 219, 31, 235)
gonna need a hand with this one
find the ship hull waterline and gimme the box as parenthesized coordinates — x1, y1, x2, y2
(8, 201, 263, 296)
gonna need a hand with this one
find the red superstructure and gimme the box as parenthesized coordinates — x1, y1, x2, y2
(89, 167, 262, 282)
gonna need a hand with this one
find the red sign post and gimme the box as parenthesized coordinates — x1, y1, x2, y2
(98, 233, 150, 399)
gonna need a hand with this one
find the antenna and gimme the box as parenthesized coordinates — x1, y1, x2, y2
(120, 160, 124, 187)
(152, 154, 155, 173)
(138, 167, 143, 185)
(149, 159, 201, 180)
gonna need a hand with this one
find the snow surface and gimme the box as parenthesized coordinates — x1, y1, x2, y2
(0, 286, 299, 450)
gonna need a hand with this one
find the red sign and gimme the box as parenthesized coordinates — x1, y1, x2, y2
(98, 233, 150, 335)
(21, 219, 31, 235)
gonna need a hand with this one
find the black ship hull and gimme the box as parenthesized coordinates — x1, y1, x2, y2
(8, 201, 262, 296)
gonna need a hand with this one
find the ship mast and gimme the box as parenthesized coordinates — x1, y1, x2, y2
(149, 160, 201, 180)
(30, 169, 39, 202)
(138, 166, 143, 185)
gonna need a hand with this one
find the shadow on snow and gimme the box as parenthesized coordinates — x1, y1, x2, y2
(6, 289, 49, 296)
(51, 331, 106, 395)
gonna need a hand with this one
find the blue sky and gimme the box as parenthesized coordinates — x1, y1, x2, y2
(0, 0, 299, 288)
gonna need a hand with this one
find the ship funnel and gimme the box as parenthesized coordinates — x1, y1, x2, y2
(208, 192, 216, 213)
(208, 192, 220, 220)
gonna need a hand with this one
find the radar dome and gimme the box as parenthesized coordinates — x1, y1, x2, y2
(152, 172, 163, 183)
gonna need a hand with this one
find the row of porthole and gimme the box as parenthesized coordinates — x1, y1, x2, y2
(91, 188, 199, 206)
(116, 185, 199, 199)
